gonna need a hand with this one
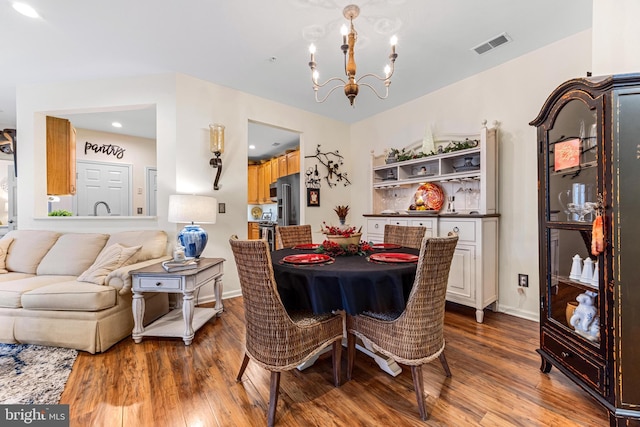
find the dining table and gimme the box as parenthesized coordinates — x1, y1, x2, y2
(271, 244, 420, 376)
(271, 245, 420, 316)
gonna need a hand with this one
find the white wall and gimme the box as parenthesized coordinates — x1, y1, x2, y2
(16, 73, 350, 301)
(350, 30, 592, 321)
(592, 0, 640, 75)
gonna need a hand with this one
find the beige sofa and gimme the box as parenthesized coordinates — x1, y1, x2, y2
(0, 229, 171, 353)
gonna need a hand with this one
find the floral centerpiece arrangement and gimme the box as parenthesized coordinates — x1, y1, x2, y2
(317, 222, 372, 256)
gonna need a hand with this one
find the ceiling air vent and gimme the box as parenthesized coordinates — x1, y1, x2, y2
(472, 32, 512, 55)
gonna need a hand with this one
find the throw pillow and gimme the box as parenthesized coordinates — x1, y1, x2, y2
(78, 243, 142, 285)
(0, 237, 14, 273)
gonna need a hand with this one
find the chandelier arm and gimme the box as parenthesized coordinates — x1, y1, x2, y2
(313, 76, 347, 89)
(355, 58, 395, 83)
(358, 82, 390, 100)
(314, 83, 350, 103)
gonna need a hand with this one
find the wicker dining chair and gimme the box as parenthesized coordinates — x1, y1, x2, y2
(275, 224, 313, 249)
(229, 236, 344, 427)
(383, 224, 427, 249)
(346, 235, 458, 421)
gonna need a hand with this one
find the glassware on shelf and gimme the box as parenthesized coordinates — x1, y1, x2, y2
(558, 189, 572, 221)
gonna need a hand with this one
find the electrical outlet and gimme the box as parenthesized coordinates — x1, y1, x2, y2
(218, 202, 226, 214)
(518, 274, 529, 287)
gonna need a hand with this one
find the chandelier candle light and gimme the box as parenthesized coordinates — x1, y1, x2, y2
(308, 4, 398, 106)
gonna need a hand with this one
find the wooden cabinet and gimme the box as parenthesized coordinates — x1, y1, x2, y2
(249, 147, 299, 205)
(367, 122, 499, 323)
(278, 155, 288, 177)
(46, 116, 76, 195)
(530, 74, 640, 425)
(257, 163, 266, 204)
(438, 217, 498, 323)
(248, 222, 260, 240)
(248, 165, 259, 204)
(270, 158, 279, 184)
(286, 149, 300, 175)
(260, 162, 272, 203)
(364, 215, 497, 323)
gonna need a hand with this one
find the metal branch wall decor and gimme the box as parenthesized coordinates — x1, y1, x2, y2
(305, 144, 351, 188)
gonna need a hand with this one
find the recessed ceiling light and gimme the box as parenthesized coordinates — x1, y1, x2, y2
(249, 145, 256, 150)
(12, 2, 39, 18)
(112, 122, 122, 128)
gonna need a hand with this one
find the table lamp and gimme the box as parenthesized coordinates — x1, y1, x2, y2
(168, 194, 217, 258)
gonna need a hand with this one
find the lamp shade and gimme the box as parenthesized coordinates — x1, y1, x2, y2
(168, 195, 217, 224)
(168, 195, 217, 258)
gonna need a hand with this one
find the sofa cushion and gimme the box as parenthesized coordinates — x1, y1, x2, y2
(0, 275, 77, 308)
(4, 230, 61, 274)
(0, 237, 14, 273)
(21, 281, 117, 311)
(78, 244, 142, 285)
(106, 230, 167, 262)
(37, 233, 109, 276)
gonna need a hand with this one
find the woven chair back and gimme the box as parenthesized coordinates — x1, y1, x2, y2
(383, 224, 427, 249)
(229, 236, 299, 368)
(276, 224, 313, 248)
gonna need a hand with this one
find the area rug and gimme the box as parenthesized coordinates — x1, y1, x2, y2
(0, 343, 78, 404)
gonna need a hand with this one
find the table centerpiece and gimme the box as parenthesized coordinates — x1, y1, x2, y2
(317, 222, 372, 256)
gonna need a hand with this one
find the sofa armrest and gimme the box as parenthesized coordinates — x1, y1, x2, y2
(106, 256, 172, 295)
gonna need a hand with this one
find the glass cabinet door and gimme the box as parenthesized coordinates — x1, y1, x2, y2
(546, 228, 600, 348)
(544, 97, 601, 348)
(547, 99, 599, 223)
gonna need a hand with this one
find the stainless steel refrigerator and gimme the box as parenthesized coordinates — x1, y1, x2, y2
(277, 173, 300, 226)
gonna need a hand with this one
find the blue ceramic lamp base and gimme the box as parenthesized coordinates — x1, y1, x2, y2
(177, 224, 208, 258)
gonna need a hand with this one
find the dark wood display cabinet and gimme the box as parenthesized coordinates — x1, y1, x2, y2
(530, 74, 640, 426)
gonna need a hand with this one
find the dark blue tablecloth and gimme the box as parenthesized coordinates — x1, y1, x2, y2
(271, 247, 419, 315)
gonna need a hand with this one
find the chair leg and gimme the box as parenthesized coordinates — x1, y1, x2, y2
(332, 340, 342, 387)
(267, 371, 281, 427)
(347, 332, 356, 381)
(236, 353, 250, 382)
(439, 352, 452, 377)
(411, 365, 427, 421)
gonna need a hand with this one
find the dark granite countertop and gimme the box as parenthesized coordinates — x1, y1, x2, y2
(363, 213, 500, 218)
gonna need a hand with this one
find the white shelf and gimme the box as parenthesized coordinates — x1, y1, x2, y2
(371, 124, 497, 215)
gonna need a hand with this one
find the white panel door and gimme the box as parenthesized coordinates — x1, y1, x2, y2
(146, 167, 157, 216)
(75, 161, 131, 216)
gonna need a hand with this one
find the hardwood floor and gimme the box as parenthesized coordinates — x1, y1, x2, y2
(60, 299, 609, 426)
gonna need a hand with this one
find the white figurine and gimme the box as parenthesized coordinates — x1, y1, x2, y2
(580, 257, 593, 283)
(570, 254, 582, 281)
(570, 292, 599, 342)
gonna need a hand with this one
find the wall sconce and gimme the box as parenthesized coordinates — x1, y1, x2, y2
(209, 123, 225, 190)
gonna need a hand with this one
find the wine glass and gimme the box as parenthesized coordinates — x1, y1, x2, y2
(558, 189, 572, 221)
(578, 202, 598, 222)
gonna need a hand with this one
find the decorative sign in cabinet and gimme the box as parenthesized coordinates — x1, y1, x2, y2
(46, 116, 77, 195)
(531, 74, 640, 425)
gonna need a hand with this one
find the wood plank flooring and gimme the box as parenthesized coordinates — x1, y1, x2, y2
(60, 299, 609, 426)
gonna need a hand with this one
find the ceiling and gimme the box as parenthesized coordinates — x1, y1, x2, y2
(2, 0, 592, 156)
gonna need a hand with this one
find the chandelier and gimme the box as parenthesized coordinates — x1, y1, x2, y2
(308, 4, 398, 106)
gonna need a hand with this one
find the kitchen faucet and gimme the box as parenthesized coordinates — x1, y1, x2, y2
(93, 201, 111, 216)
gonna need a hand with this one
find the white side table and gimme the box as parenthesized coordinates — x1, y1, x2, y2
(130, 257, 224, 345)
